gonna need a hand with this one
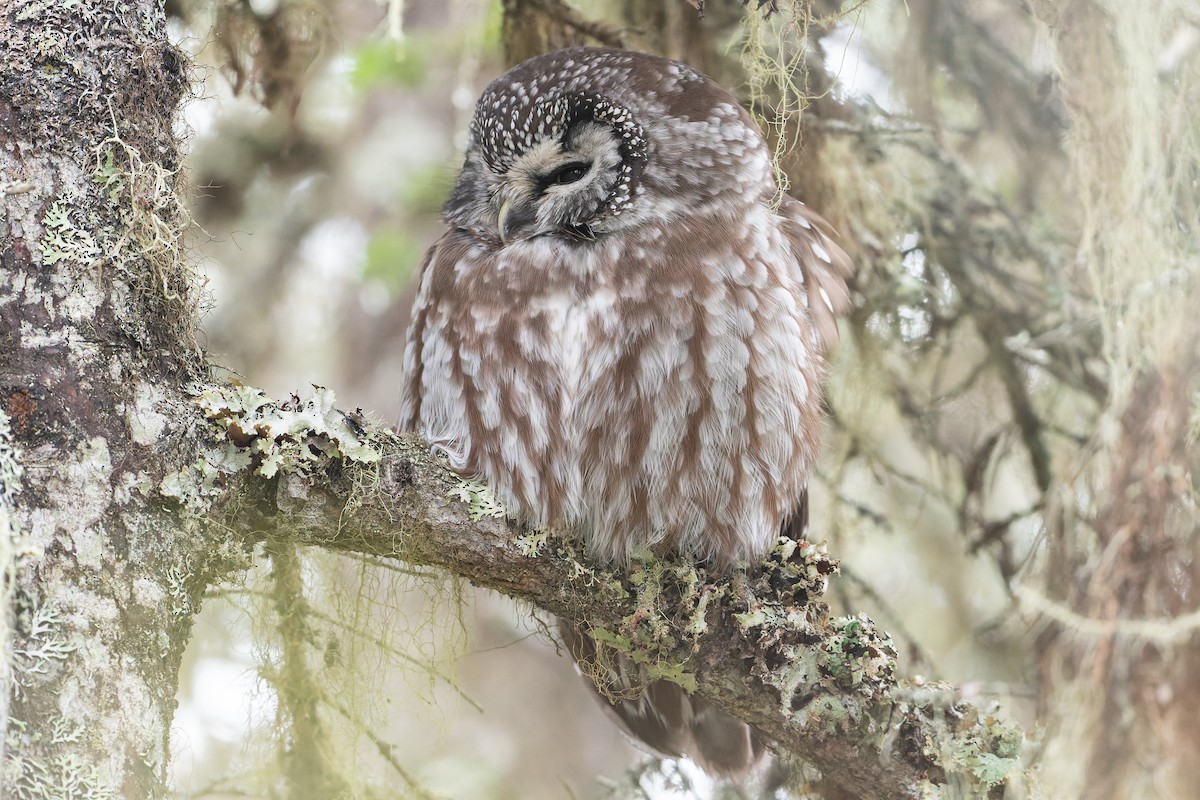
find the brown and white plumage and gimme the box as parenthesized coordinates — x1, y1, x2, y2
(400, 47, 851, 776)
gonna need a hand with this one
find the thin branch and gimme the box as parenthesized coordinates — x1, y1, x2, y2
(1016, 584, 1200, 645)
(326, 695, 445, 800)
(302, 604, 484, 714)
(522, 0, 627, 48)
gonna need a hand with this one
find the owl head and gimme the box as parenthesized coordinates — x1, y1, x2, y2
(444, 48, 775, 246)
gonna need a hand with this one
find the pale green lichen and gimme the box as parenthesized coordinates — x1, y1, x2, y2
(4, 716, 116, 800)
(164, 566, 192, 619)
(11, 601, 77, 694)
(723, 540, 899, 735)
(111, 470, 153, 506)
(158, 453, 224, 515)
(566, 556, 598, 582)
(897, 680, 1033, 796)
(1, 408, 24, 722)
(36, 197, 101, 268)
(48, 718, 83, 747)
(196, 384, 380, 472)
(446, 477, 506, 521)
(581, 559, 711, 696)
(23, 184, 108, 340)
(160, 384, 381, 513)
(0, 429, 145, 800)
(684, 583, 714, 639)
(514, 528, 549, 556)
(91, 149, 125, 206)
(759, 612, 896, 733)
(0, 414, 23, 531)
(24, 121, 202, 373)
(821, 614, 897, 691)
(644, 660, 698, 693)
(938, 712, 1028, 791)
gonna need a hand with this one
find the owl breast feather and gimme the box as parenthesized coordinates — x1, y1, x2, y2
(404, 206, 825, 568)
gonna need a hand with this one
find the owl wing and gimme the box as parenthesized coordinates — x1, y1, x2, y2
(779, 197, 854, 352)
(398, 232, 478, 445)
(777, 198, 853, 542)
(398, 243, 438, 433)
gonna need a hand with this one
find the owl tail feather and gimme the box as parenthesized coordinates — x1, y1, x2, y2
(558, 620, 769, 778)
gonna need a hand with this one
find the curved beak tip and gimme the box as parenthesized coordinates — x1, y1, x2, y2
(497, 200, 512, 245)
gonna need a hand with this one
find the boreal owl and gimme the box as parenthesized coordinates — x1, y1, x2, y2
(400, 47, 852, 776)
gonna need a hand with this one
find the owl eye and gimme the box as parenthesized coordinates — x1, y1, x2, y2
(547, 161, 592, 185)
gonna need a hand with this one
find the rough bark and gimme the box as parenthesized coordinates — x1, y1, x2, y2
(0, 2, 244, 796)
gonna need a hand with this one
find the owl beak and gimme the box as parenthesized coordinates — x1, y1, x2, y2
(497, 199, 514, 245)
(496, 197, 536, 245)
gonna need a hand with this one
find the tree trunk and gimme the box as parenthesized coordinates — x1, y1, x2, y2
(0, 2, 243, 795)
(1024, 2, 1200, 796)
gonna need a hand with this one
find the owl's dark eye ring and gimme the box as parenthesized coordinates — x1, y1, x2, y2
(547, 161, 592, 186)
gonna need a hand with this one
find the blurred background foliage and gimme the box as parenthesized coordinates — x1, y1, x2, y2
(165, 1, 1200, 798)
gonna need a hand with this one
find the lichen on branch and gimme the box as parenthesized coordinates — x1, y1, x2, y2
(171, 382, 1034, 799)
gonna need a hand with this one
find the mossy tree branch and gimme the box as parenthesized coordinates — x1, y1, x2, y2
(182, 386, 1030, 800)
